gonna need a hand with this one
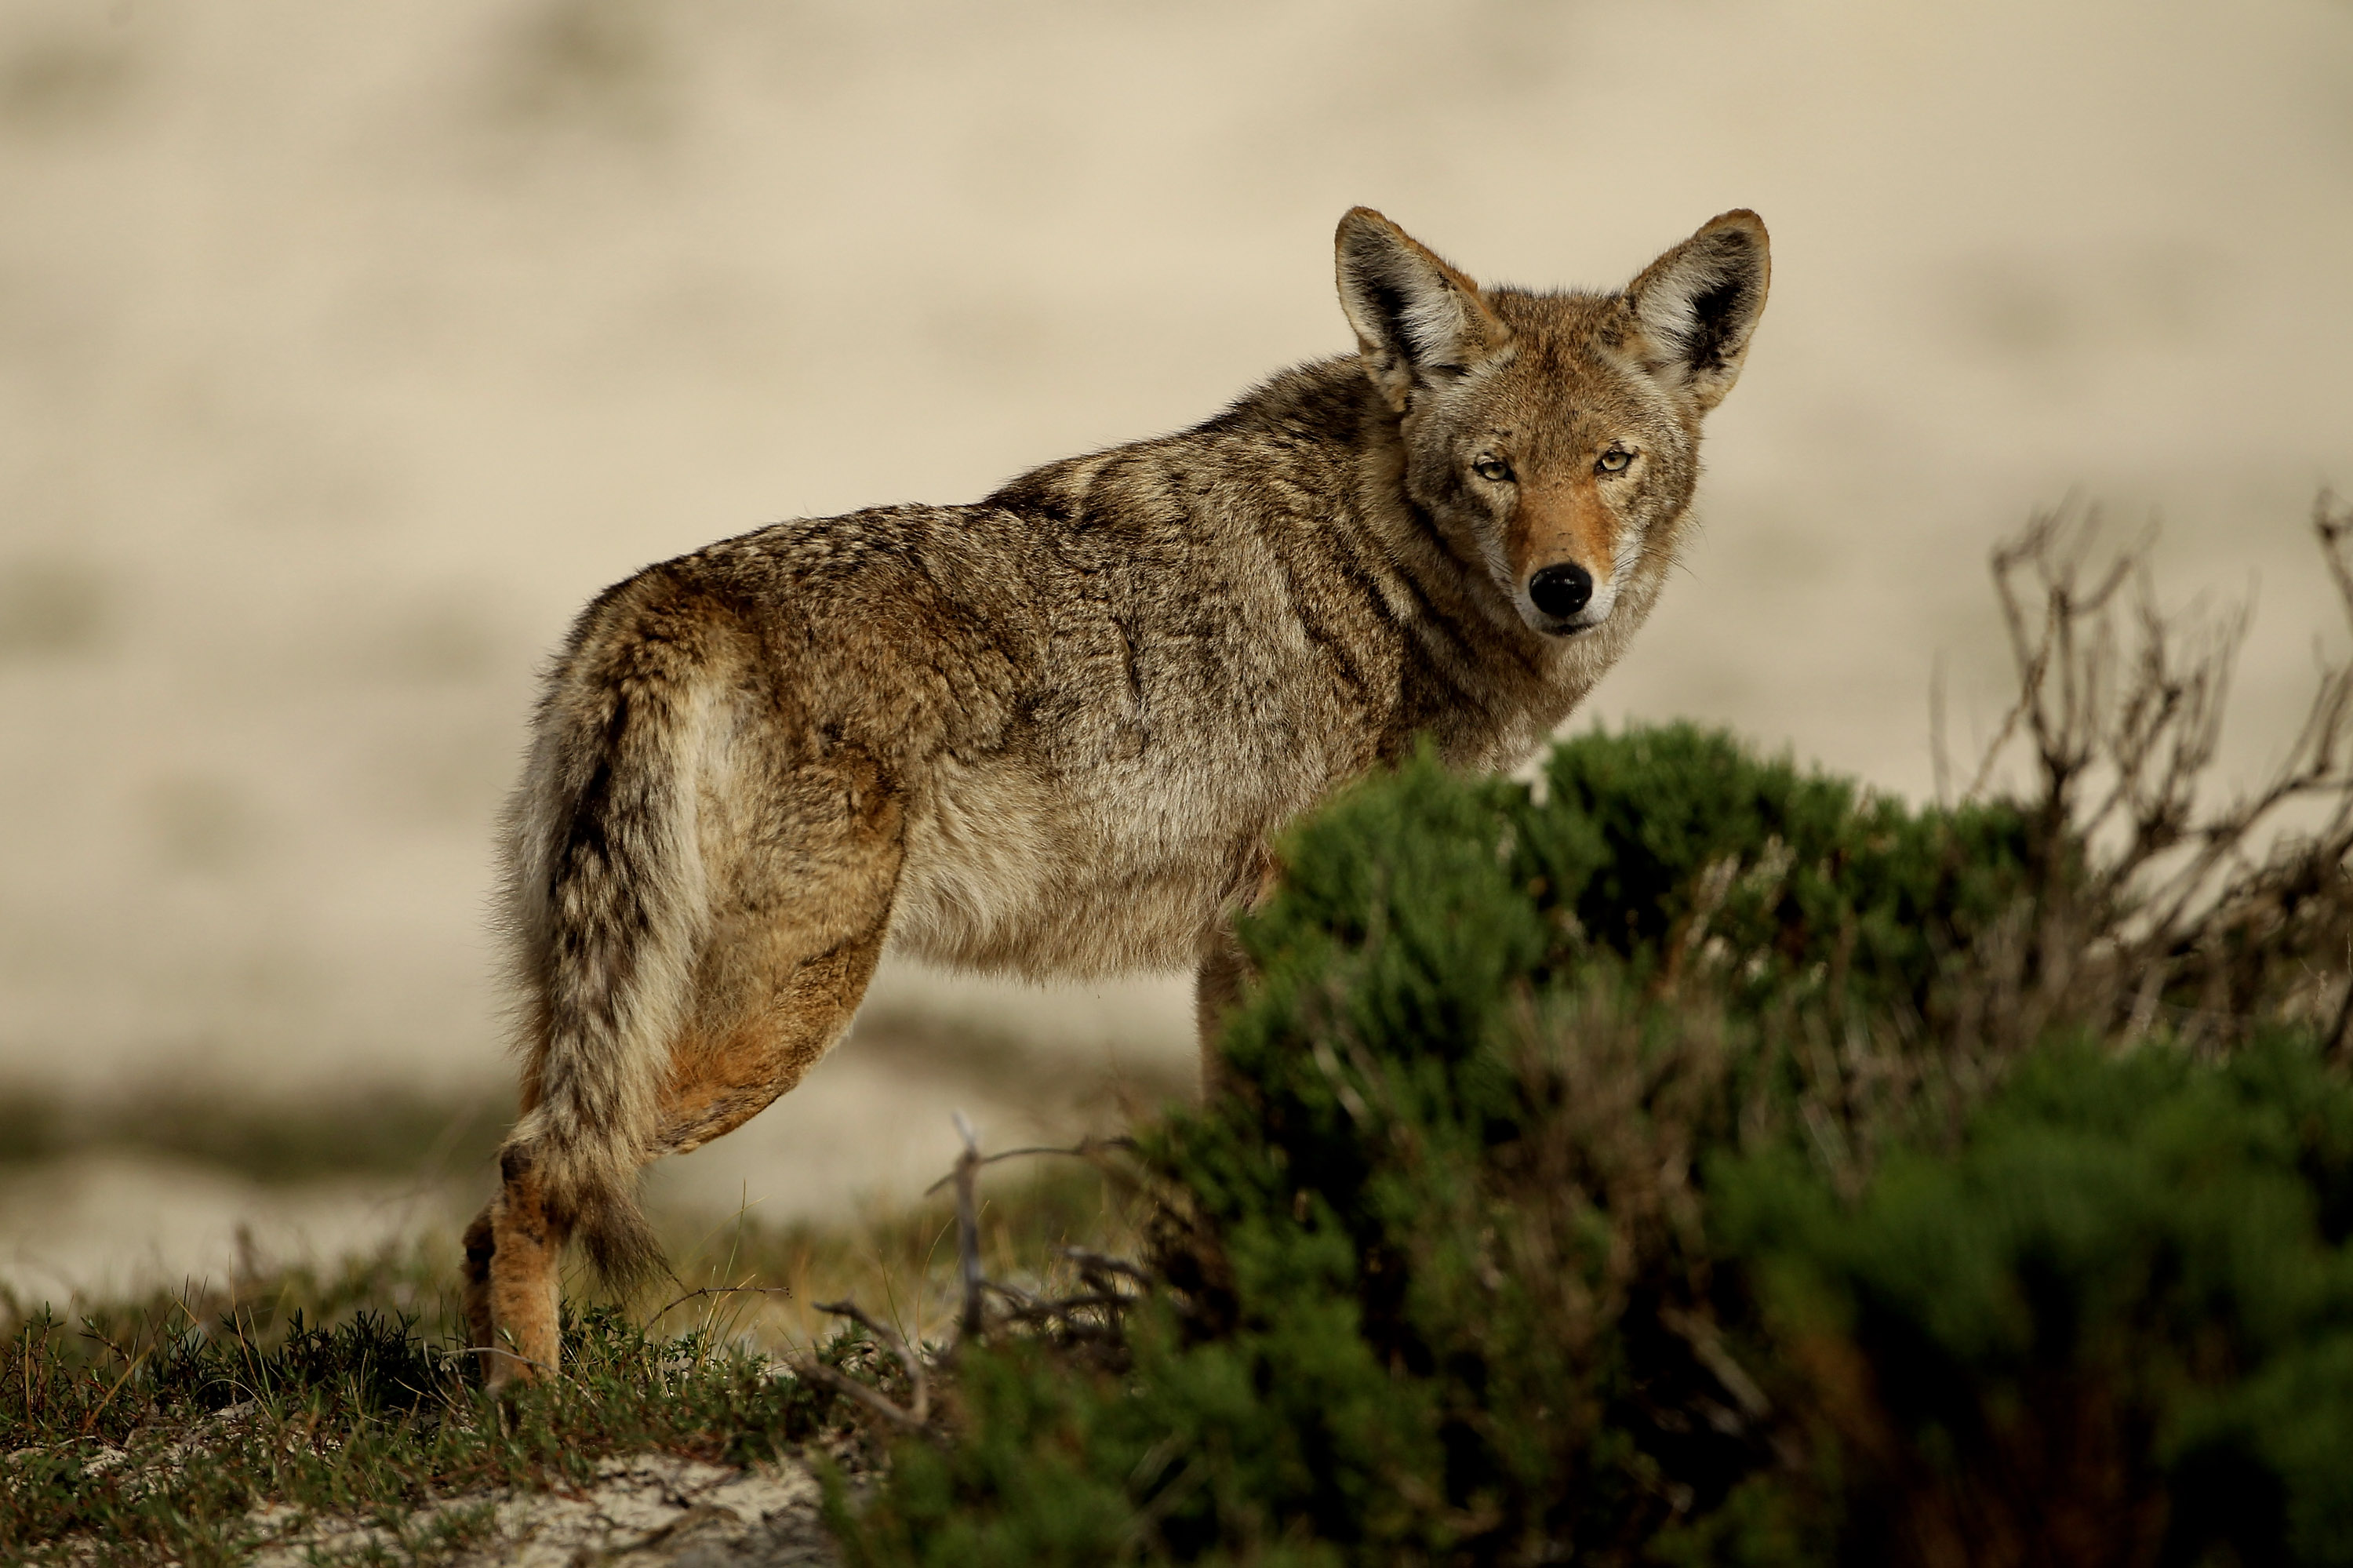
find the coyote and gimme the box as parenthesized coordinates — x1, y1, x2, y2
(462, 207, 1770, 1383)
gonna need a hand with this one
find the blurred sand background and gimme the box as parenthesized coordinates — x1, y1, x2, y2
(2, 0, 2350, 1301)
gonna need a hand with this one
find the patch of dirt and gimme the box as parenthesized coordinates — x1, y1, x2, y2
(251, 1452, 838, 1566)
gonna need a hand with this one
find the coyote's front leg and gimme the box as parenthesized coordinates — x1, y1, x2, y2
(1195, 922, 1259, 1097)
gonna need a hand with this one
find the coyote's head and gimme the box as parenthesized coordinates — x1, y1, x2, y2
(1337, 207, 1769, 639)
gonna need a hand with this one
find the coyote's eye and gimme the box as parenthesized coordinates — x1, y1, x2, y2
(1472, 456, 1514, 483)
(1596, 446, 1635, 475)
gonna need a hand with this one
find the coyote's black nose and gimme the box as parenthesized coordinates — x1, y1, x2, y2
(1528, 563, 1593, 620)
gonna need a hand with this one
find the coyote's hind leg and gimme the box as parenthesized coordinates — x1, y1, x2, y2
(477, 736, 904, 1392)
(649, 736, 903, 1159)
(476, 915, 893, 1391)
(479, 1146, 570, 1385)
(651, 916, 893, 1162)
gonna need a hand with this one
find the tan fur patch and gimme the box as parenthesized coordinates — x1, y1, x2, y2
(1507, 476, 1618, 589)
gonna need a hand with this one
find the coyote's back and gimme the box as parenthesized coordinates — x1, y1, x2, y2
(461, 206, 1770, 1385)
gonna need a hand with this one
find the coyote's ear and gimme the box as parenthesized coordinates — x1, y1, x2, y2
(1625, 210, 1769, 413)
(1336, 207, 1513, 412)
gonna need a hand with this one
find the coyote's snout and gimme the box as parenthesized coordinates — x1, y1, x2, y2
(462, 207, 1770, 1385)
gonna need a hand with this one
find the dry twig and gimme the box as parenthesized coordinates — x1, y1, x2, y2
(952, 1111, 986, 1341)
(787, 1113, 1153, 1428)
(1958, 493, 2353, 1053)
(788, 1298, 930, 1429)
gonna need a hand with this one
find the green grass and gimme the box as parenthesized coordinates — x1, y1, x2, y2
(0, 1160, 1134, 1566)
(5, 1286, 824, 1566)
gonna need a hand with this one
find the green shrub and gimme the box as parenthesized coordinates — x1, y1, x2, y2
(835, 726, 2353, 1566)
(1718, 1034, 2353, 1566)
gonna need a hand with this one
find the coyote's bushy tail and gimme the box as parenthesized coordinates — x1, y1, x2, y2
(497, 591, 718, 1289)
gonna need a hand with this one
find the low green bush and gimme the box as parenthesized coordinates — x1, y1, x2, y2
(1717, 1035, 2353, 1566)
(835, 727, 2353, 1566)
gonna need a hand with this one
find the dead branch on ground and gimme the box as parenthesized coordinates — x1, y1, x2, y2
(784, 1112, 1150, 1432)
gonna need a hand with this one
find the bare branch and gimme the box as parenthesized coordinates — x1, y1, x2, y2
(919, 1134, 1136, 1197)
(1957, 491, 2353, 1052)
(1055, 1246, 1151, 1286)
(796, 1297, 929, 1428)
(787, 1359, 930, 1430)
(953, 1111, 986, 1343)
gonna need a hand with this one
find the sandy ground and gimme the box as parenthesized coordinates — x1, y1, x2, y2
(248, 1452, 838, 1567)
(2, 0, 2351, 1295)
